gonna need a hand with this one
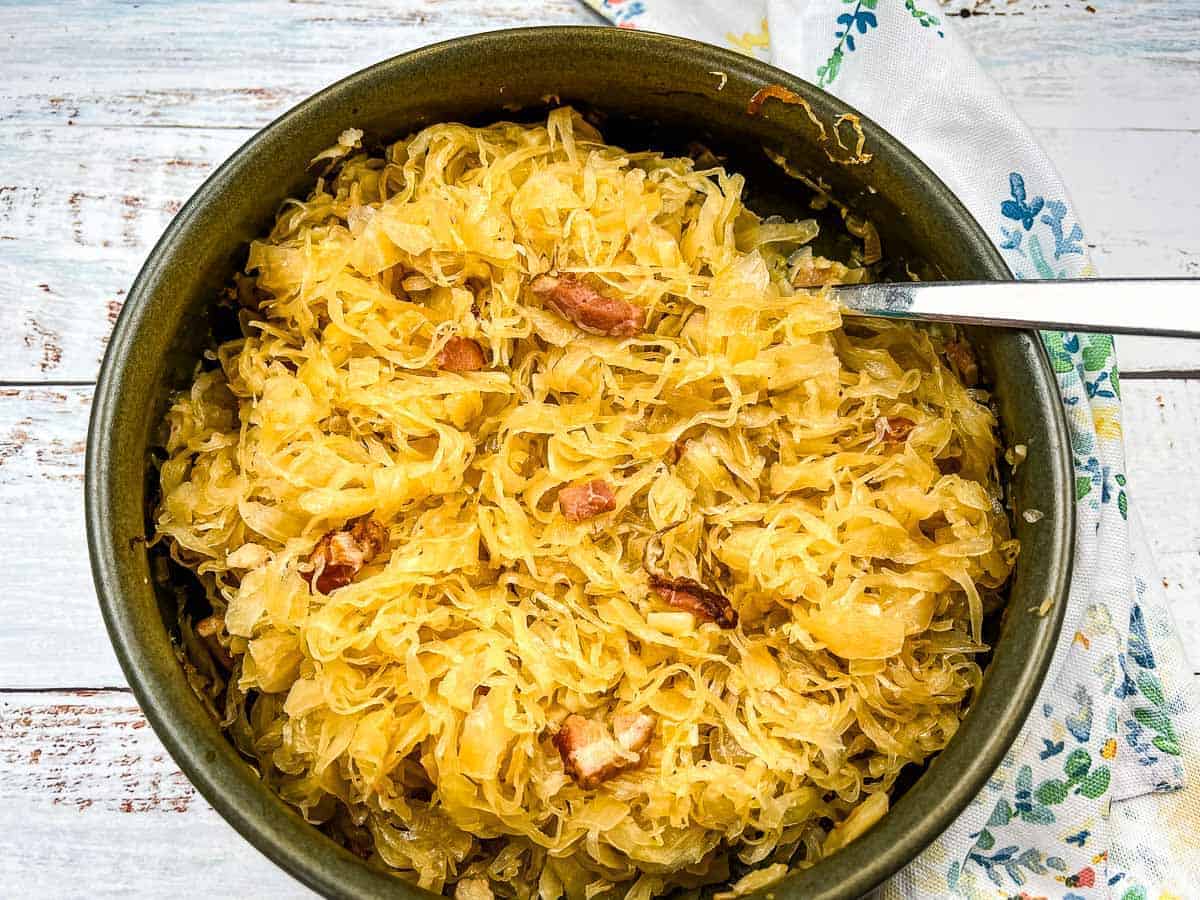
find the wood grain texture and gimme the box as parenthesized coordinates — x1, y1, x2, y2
(0, 380, 1196, 688)
(1121, 379, 1200, 653)
(0, 0, 1197, 379)
(954, 0, 1200, 131)
(3, 1, 1198, 130)
(0, 386, 122, 687)
(4, 680, 1199, 899)
(0, 1, 1198, 888)
(0, 0, 595, 128)
(0, 127, 247, 381)
(0, 123, 1196, 381)
(0, 690, 310, 898)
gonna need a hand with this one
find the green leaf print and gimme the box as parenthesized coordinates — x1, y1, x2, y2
(1077, 766, 1111, 799)
(975, 828, 995, 851)
(1075, 477, 1093, 501)
(816, 47, 843, 87)
(987, 798, 1013, 827)
(1152, 734, 1181, 756)
(1081, 334, 1114, 372)
(1023, 804, 1055, 825)
(1134, 707, 1174, 737)
(903, 0, 940, 27)
(1121, 887, 1148, 900)
(1136, 671, 1164, 707)
(1016, 764, 1033, 794)
(1118, 490, 1128, 520)
(1035, 778, 1069, 805)
(1042, 332, 1076, 374)
(1064, 749, 1091, 780)
(1027, 234, 1062, 279)
(1111, 365, 1120, 398)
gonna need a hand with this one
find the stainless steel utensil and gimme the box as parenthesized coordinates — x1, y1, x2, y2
(833, 278, 1200, 338)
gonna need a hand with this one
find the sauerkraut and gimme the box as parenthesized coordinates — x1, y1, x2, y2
(156, 109, 1016, 899)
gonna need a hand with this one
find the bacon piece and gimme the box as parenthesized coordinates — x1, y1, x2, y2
(195, 614, 234, 670)
(874, 416, 915, 445)
(649, 575, 738, 629)
(612, 711, 656, 754)
(944, 339, 979, 387)
(668, 437, 691, 465)
(437, 336, 486, 372)
(530, 274, 646, 337)
(302, 517, 387, 594)
(553, 712, 657, 788)
(558, 479, 617, 523)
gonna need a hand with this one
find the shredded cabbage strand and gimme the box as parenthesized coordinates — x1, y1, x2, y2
(156, 109, 1016, 899)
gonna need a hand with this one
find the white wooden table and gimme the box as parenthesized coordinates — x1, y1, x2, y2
(1, 1, 1197, 895)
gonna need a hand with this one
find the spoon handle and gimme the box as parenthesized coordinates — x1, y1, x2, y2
(834, 278, 1200, 339)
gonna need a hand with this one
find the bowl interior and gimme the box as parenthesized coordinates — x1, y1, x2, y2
(87, 26, 1073, 900)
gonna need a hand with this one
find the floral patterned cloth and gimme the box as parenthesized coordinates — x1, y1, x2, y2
(581, 2, 1199, 896)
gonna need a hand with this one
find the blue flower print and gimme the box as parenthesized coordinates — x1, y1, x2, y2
(1041, 199, 1084, 258)
(1128, 604, 1155, 669)
(835, 1, 878, 53)
(1065, 686, 1093, 742)
(1001, 173, 1045, 230)
(999, 226, 1024, 253)
(1039, 739, 1065, 759)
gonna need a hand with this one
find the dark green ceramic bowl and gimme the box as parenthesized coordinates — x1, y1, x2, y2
(86, 26, 1073, 900)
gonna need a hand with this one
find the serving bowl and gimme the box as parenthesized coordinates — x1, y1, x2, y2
(86, 26, 1073, 900)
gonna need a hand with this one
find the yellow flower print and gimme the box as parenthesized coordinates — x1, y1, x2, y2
(1094, 407, 1123, 441)
(727, 18, 770, 55)
(1101, 738, 1117, 759)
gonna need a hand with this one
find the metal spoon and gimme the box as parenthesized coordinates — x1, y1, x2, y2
(832, 278, 1200, 338)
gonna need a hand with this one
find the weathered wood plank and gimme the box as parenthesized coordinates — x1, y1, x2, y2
(2, 1, 1197, 131)
(0, 386, 120, 686)
(3, 678, 1198, 898)
(1, 124, 1197, 382)
(0, 126, 247, 381)
(955, 0, 1200, 131)
(0, 381, 1196, 688)
(0, 690, 310, 898)
(0, 0, 594, 128)
(1121, 379, 1200, 655)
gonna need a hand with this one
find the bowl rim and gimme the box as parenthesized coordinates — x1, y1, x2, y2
(86, 24, 1074, 900)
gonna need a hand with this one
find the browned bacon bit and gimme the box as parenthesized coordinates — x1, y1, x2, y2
(944, 339, 980, 387)
(195, 614, 234, 670)
(558, 479, 617, 523)
(875, 416, 916, 445)
(668, 437, 691, 465)
(303, 517, 387, 594)
(790, 254, 845, 288)
(530, 274, 646, 338)
(553, 712, 657, 788)
(436, 336, 486, 372)
(649, 575, 739, 629)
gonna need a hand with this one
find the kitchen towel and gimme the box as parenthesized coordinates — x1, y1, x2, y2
(581, 2, 1199, 896)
